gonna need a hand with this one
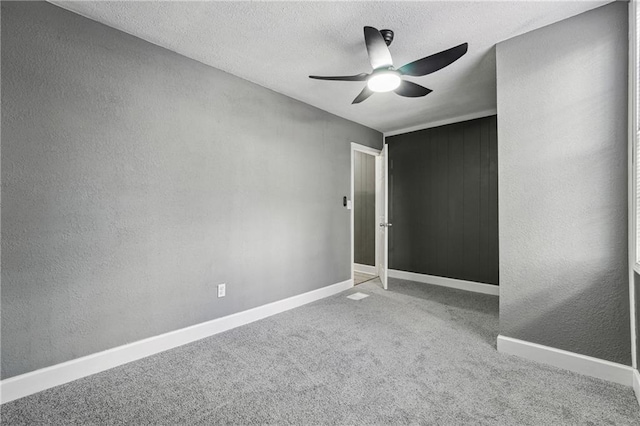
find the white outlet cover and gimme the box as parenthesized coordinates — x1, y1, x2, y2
(217, 284, 226, 298)
(347, 292, 369, 301)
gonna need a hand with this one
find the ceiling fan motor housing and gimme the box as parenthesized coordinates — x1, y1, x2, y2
(380, 29, 394, 46)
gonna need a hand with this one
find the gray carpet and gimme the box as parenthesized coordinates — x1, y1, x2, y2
(354, 271, 377, 285)
(2, 278, 639, 425)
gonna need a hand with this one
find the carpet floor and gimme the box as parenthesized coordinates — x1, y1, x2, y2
(354, 271, 377, 285)
(2, 278, 639, 425)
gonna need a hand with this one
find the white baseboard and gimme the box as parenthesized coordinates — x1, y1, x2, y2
(354, 263, 377, 275)
(633, 369, 640, 407)
(497, 335, 635, 387)
(388, 269, 499, 296)
(0, 278, 354, 404)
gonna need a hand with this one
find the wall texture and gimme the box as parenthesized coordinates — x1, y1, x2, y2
(354, 151, 375, 266)
(387, 116, 498, 285)
(0, 1, 381, 379)
(636, 272, 639, 369)
(497, 2, 630, 364)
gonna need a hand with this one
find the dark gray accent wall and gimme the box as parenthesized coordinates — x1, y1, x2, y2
(497, 2, 630, 365)
(0, 1, 382, 379)
(387, 116, 499, 285)
(354, 151, 375, 266)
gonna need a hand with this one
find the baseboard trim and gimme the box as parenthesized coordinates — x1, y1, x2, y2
(633, 369, 640, 407)
(497, 335, 635, 387)
(0, 278, 354, 404)
(354, 263, 377, 275)
(388, 269, 499, 296)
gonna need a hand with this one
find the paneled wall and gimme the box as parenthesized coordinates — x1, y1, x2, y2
(354, 151, 376, 266)
(387, 116, 498, 285)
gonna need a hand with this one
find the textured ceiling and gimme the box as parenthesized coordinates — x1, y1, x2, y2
(52, 1, 610, 133)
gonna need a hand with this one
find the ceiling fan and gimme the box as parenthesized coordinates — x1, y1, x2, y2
(309, 27, 468, 104)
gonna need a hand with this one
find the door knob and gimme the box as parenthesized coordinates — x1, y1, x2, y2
(379, 223, 393, 227)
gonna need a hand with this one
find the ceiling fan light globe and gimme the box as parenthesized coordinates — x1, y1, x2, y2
(367, 71, 401, 93)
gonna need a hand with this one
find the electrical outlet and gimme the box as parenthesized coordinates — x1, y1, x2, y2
(217, 283, 226, 298)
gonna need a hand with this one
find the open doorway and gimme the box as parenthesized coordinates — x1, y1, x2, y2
(353, 149, 377, 285)
(351, 142, 388, 289)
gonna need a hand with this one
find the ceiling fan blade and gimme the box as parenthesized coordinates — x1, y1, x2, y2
(394, 81, 433, 98)
(309, 73, 369, 81)
(352, 86, 374, 104)
(398, 43, 468, 77)
(364, 26, 393, 70)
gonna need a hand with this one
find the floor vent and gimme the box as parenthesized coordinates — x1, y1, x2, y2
(347, 292, 369, 301)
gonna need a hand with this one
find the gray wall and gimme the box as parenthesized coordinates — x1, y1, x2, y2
(354, 151, 375, 266)
(387, 116, 499, 285)
(1, 1, 381, 379)
(497, 2, 630, 364)
(636, 273, 639, 369)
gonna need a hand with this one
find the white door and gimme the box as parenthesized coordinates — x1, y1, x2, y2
(378, 143, 390, 290)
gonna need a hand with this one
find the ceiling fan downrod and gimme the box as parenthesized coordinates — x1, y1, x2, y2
(379, 29, 394, 46)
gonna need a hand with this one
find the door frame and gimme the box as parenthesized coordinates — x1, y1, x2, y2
(350, 142, 383, 285)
